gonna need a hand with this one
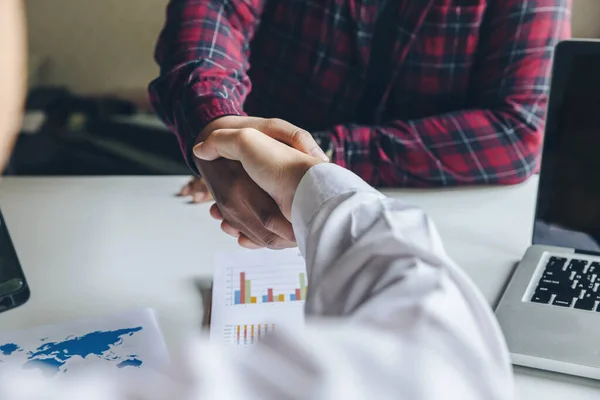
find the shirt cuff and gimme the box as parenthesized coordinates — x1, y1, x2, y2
(291, 163, 382, 255)
(183, 95, 245, 175)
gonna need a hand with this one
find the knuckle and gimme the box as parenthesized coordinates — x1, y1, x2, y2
(254, 205, 275, 230)
(264, 118, 285, 131)
(238, 128, 258, 142)
(290, 127, 312, 146)
(262, 232, 282, 249)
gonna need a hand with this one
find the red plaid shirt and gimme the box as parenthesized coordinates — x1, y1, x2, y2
(149, 0, 570, 187)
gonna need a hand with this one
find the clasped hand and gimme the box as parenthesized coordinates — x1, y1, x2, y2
(191, 116, 328, 249)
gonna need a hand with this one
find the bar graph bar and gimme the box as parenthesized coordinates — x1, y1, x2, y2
(240, 272, 246, 304)
(232, 270, 308, 305)
(231, 324, 277, 345)
(300, 273, 306, 300)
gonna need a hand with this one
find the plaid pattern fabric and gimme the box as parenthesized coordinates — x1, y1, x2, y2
(149, 0, 571, 187)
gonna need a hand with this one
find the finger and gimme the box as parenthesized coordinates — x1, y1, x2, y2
(260, 235, 297, 250)
(238, 235, 264, 249)
(263, 214, 296, 243)
(192, 191, 210, 203)
(220, 220, 240, 238)
(193, 128, 248, 162)
(259, 119, 329, 161)
(253, 202, 296, 243)
(225, 207, 294, 249)
(178, 181, 193, 196)
(209, 203, 223, 220)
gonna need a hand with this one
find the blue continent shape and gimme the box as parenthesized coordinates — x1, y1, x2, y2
(116, 357, 143, 369)
(0, 343, 20, 356)
(23, 327, 143, 376)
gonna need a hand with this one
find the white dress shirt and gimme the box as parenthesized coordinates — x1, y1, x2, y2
(0, 163, 513, 400)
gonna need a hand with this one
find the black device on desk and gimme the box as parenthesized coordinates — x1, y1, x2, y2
(0, 209, 29, 313)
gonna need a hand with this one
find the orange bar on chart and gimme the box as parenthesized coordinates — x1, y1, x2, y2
(251, 325, 255, 343)
(278, 294, 284, 302)
(251, 296, 257, 304)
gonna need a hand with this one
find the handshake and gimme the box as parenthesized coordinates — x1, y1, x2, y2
(190, 116, 329, 249)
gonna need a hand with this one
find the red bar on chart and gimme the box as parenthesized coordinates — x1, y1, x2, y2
(236, 325, 240, 345)
(258, 324, 261, 341)
(240, 272, 246, 304)
(267, 288, 273, 302)
(251, 325, 255, 344)
(244, 325, 247, 344)
(295, 288, 301, 301)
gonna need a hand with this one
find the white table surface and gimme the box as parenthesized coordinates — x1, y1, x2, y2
(0, 176, 599, 398)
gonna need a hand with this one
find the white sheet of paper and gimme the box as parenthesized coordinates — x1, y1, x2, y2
(210, 248, 307, 348)
(0, 308, 169, 379)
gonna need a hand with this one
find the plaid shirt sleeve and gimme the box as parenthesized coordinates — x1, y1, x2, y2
(148, 0, 266, 173)
(318, 0, 571, 187)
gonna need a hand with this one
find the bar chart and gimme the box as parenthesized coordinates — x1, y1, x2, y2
(223, 324, 277, 346)
(229, 268, 307, 306)
(211, 249, 307, 348)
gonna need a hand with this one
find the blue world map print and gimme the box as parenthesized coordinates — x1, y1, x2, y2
(0, 327, 144, 376)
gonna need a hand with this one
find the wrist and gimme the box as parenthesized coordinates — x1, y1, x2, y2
(196, 115, 244, 144)
(292, 158, 326, 190)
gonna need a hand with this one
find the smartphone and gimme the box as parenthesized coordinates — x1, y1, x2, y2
(0, 210, 29, 313)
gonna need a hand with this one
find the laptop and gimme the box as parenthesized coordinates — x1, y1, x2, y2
(496, 40, 600, 379)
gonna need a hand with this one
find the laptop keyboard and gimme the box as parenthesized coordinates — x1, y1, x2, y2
(531, 256, 600, 310)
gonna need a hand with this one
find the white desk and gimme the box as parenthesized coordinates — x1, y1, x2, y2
(0, 176, 599, 398)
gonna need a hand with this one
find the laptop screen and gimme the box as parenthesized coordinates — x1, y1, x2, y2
(534, 50, 600, 253)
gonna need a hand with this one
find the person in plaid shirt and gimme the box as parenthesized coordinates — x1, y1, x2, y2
(150, 0, 570, 249)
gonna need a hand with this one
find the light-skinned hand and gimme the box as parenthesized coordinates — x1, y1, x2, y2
(194, 128, 325, 248)
(193, 116, 327, 249)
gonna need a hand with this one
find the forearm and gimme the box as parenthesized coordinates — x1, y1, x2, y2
(289, 163, 512, 397)
(318, 107, 541, 187)
(149, 0, 265, 173)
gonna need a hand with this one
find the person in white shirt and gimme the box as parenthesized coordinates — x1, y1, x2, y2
(0, 3, 512, 399)
(1, 133, 514, 399)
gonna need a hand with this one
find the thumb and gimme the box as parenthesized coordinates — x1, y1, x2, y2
(257, 119, 329, 162)
(192, 128, 246, 162)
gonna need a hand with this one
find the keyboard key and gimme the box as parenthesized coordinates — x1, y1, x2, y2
(540, 278, 561, 287)
(552, 295, 574, 307)
(568, 259, 587, 273)
(547, 257, 568, 271)
(542, 269, 569, 283)
(590, 262, 600, 274)
(531, 291, 552, 304)
(575, 293, 596, 310)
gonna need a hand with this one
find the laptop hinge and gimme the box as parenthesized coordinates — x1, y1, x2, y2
(574, 249, 600, 257)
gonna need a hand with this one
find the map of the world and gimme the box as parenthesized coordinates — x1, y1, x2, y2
(0, 327, 144, 376)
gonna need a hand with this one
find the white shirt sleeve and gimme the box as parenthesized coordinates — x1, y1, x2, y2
(0, 163, 514, 400)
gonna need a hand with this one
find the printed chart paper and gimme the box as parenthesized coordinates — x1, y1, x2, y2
(210, 248, 307, 348)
